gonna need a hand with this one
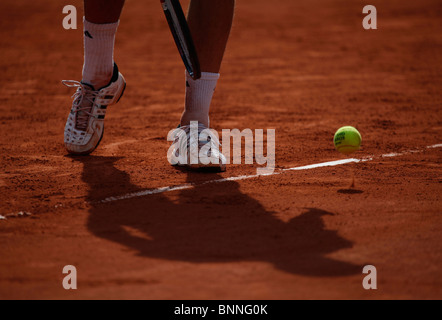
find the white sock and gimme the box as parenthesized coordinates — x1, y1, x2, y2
(181, 72, 220, 127)
(82, 18, 119, 90)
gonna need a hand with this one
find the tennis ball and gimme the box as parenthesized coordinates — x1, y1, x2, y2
(333, 126, 362, 154)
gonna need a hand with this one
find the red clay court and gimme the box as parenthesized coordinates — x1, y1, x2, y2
(0, 0, 441, 299)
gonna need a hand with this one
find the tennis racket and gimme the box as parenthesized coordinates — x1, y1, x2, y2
(161, 0, 201, 80)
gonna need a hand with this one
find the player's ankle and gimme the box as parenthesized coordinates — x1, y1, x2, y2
(81, 73, 112, 90)
(180, 112, 209, 128)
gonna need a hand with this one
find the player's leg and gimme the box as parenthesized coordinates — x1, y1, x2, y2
(187, 0, 235, 73)
(170, 0, 234, 171)
(83, 0, 125, 89)
(62, 0, 126, 155)
(180, 0, 235, 127)
(84, 0, 125, 24)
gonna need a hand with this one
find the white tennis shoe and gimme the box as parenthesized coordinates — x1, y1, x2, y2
(168, 122, 227, 172)
(62, 64, 126, 155)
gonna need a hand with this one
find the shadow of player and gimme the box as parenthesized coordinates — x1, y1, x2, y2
(75, 155, 360, 277)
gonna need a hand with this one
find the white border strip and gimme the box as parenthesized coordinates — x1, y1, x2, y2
(100, 144, 441, 203)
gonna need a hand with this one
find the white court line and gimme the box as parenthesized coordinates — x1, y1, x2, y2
(100, 144, 441, 203)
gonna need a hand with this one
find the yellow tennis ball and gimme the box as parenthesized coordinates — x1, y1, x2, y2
(333, 126, 362, 154)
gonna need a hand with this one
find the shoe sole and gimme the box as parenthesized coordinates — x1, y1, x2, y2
(173, 162, 226, 172)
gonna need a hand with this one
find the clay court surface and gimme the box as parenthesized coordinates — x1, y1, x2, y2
(0, 0, 441, 299)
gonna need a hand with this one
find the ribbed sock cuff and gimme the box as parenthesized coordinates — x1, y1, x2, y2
(185, 71, 220, 114)
(82, 18, 119, 89)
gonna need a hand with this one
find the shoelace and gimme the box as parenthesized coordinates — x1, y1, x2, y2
(62, 80, 99, 131)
